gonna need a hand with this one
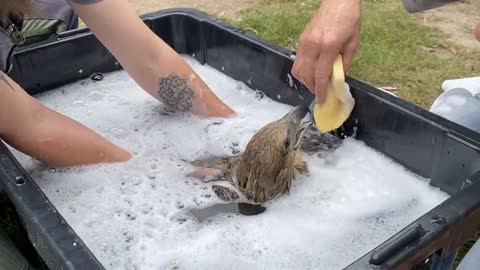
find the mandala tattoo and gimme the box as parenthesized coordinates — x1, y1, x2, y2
(158, 74, 195, 112)
(0, 71, 14, 91)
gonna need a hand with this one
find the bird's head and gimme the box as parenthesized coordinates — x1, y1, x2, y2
(248, 105, 312, 154)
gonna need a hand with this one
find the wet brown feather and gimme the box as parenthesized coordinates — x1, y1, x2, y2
(234, 118, 307, 204)
(189, 109, 342, 205)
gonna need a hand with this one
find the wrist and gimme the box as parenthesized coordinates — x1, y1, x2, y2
(149, 45, 235, 117)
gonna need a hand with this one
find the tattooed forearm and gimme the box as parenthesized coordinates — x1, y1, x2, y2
(158, 74, 195, 112)
(0, 71, 14, 91)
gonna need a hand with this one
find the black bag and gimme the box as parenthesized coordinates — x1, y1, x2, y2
(0, 0, 79, 73)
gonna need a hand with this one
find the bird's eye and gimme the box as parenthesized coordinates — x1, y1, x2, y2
(284, 140, 290, 150)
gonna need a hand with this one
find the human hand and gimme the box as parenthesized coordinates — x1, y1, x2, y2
(67, 0, 236, 118)
(0, 71, 131, 167)
(292, 0, 361, 104)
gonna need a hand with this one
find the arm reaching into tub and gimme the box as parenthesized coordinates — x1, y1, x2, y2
(67, 0, 236, 118)
(0, 72, 131, 167)
(292, 0, 361, 104)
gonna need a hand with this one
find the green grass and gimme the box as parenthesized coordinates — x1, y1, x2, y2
(453, 233, 480, 269)
(236, 0, 480, 108)
(237, 0, 318, 49)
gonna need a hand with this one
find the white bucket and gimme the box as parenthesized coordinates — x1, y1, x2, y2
(430, 77, 480, 133)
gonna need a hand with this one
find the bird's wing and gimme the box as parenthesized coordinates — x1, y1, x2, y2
(212, 184, 241, 202)
(300, 125, 343, 154)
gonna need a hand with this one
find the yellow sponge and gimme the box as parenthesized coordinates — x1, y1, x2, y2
(313, 54, 355, 133)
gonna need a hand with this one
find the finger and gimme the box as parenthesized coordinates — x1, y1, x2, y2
(292, 34, 321, 93)
(292, 58, 316, 93)
(314, 51, 338, 104)
(342, 26, 361, 73)
(342, 41, 359, 73)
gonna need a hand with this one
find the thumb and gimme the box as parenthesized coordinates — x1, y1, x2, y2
(314, 52, 337, 104)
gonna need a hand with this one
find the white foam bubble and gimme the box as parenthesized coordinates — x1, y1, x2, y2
(9, 55, 449, 270)
(287, 73, 294, 87)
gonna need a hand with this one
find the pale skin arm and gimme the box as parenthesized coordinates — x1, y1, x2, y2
(0, 73, 131, 167)
(67, 0, 236, 117)
(292, 0, 362, 104)
(0, 0, 235, 167)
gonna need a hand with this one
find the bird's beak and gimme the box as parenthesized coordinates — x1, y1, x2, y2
(283, 105, 313, 149)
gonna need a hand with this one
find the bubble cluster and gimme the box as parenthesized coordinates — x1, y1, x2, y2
(8, 56, 449, 270)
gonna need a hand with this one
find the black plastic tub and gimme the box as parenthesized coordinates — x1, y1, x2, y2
(1, 8, 480, 270)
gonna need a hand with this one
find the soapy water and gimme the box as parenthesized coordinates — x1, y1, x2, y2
(8, 55, 449, 270)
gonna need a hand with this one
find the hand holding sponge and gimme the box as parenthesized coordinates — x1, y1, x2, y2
(312, 54, 355, 133)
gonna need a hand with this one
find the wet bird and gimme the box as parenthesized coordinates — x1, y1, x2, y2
(187, 105, 343, 214)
